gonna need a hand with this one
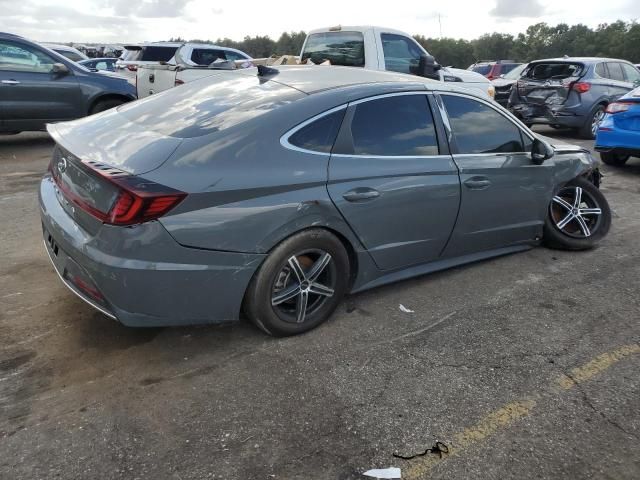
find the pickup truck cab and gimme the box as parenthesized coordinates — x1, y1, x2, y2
(301, 26, 495, 100)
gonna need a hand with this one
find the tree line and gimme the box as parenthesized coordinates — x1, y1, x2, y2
(171, 20, 640, 67)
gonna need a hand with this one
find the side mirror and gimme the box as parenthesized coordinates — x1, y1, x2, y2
(418, 54, 441, 80)
(51, 63, 70, 76)
(531, 138, 554, 165)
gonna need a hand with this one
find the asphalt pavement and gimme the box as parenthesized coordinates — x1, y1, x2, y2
(1, 128, 639, 479)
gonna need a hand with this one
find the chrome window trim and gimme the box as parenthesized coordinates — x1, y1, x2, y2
(331, 153, 449, 160)
(280, 104, 348, 156)
(436, 90, 536, 153)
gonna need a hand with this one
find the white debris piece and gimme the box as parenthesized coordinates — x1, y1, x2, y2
(363, 467, 401, 479)
(398, 304, 414, 313)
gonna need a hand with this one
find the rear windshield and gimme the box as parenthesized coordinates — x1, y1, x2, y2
(191, 48, 226, 65)
(524, 62, 583, 80)
(117, 73, 304, 138)
(55, 50, 84, 62)
(472, 65, 492, 75)
(140, 46, 178, 62)
(301, 32, 365, 67)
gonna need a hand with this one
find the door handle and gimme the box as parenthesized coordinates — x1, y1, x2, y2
(464, 177, 491, 190)
(342, 187, 380, 202)
(1, 80, 20, 85)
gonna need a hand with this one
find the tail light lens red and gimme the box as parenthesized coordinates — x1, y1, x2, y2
(175, 79, 184, 86)
(571, 82, 591, 93)
(50, 158, 186, 226)
(605, 102, 632, 114)
(127, 64, 138, 72)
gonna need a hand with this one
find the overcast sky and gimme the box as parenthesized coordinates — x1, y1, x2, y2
(1, 0, 638, 44)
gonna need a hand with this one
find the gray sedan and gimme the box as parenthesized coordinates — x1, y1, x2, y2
(39, 66, 611, 336)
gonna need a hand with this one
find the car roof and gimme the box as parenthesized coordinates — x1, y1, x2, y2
(42, 43, 80, 52)
(255, 65, 440, 94)
(308, 26, 411, 36)
(531, 57, 630, 64)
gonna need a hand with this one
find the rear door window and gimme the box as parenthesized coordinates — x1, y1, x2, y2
(442, 95, 525, 154)
(288, 109, 345, 153)
(606, 62, 625, 81)
(301, 32, 365, 67)
(140, 46, 178, 62)
(595, 62, 608, 78)
(381, 33, 423, 74)
(348, 95, 438, 156)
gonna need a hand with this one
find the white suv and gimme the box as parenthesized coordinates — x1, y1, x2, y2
(115, 42, 182, 75)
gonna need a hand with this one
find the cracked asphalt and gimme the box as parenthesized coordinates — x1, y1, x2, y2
(1, 127, 639, 479)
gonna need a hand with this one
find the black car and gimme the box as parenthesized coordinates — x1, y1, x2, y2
(0, 32, 136, 133)
(509, 57, 640, 139)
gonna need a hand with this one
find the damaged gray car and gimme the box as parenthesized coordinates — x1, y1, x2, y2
(509, 57, 640, 139)
(40, 66, 611, 336)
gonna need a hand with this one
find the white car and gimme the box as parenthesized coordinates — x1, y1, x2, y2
(136, 43, 252, 98)
(116, 42, 182, 75)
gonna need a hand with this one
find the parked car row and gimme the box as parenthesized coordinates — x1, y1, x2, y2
(0, 32, 136, 133)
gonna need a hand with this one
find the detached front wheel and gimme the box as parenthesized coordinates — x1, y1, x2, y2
(543, 177, 611, 250)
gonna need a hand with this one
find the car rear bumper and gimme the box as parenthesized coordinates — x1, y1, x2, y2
(39, 175, 265, 327)
(509, 103, 586, 128)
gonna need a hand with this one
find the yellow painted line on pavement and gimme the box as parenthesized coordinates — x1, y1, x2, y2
(404, 399, 536, 480)
(557, 344, 640, 390)
(402, 343, 640, 480)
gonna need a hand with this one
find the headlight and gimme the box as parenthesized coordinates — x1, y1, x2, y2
(487, 85, 496, 99)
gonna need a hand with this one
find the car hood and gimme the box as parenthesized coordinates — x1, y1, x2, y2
(442, 67, 490, 84)
(47, 107, 182, 175)
(492, 78, 516, 87)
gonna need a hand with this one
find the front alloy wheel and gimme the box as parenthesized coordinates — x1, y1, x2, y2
(543, 176, 611, 250)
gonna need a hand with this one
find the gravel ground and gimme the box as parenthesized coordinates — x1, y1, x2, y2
(1, 127, 639, 480)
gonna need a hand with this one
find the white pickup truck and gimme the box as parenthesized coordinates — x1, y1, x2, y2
(137, 26, 495, 100)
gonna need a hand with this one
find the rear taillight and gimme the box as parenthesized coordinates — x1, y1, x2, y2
(175, 79, 184, 86)
(571, 82, 591, 93)
(605, 102, 632, 114)
(127, 64, 138, 72)
(50, 159, 186, 226)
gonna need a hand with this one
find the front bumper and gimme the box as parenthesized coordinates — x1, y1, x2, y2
(39, 176, 265, 327)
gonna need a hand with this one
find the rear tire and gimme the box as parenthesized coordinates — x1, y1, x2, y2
(244, 229, 350, 337)
(600, 151, 629, 166)
(579, 104, 605, 139)
(90, 99, 127, 115)
(543, 176, 611, 250)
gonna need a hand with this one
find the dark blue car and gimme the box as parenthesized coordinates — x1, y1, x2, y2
(0, 32, 136, 133)
(509, 57, 640, 139)
(595, 87, 640, 165)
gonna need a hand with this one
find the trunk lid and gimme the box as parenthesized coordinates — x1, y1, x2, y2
(516, 61, 585, 106)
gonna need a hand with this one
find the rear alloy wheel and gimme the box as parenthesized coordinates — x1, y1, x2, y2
(244, 229, 349, 336)
(543, 177, 611, 250)
(600, 151, 630, 166)
(579, 105, 605, 139)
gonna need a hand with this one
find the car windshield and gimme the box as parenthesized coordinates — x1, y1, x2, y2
(472, 65, 491, 75)
(301, 32, 365, 67)
(503, 63, 527, 80)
